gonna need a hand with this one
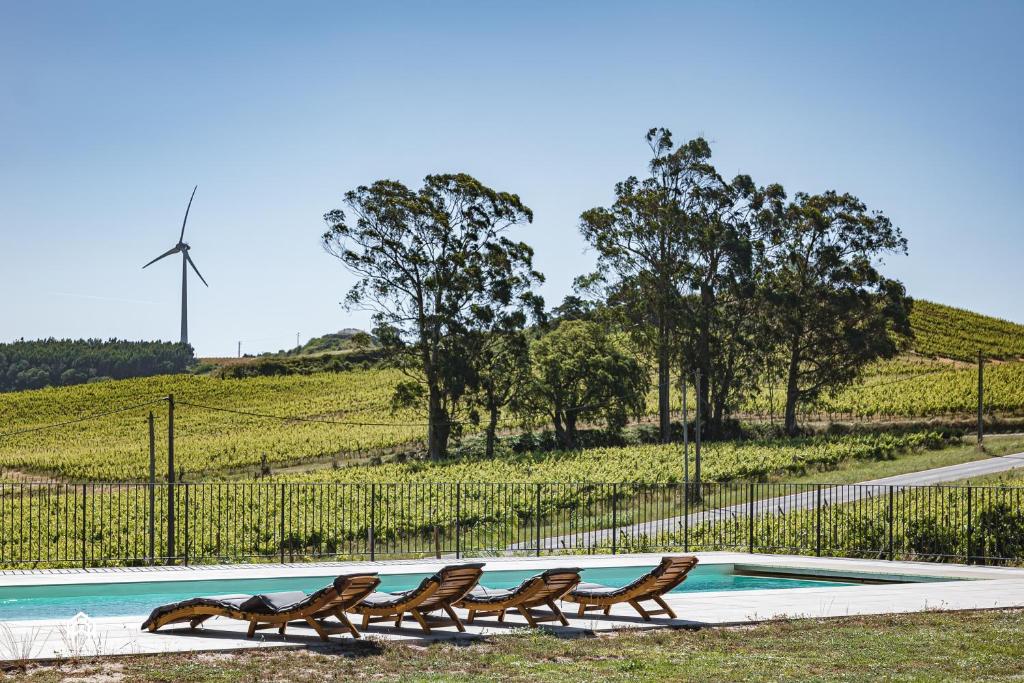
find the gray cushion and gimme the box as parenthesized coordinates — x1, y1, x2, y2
(571, 582, 619, 597)
(239, 591, 308, 614)
(358, 590, 410, 608)
(464, 587, 514, 604)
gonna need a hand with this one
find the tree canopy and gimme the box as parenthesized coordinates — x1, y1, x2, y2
(323, 173, 543, 459)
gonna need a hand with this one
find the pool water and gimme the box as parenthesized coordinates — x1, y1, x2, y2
(0, 564, 860, 622)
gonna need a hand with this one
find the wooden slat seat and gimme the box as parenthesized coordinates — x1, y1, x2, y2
(348, 563, 485, 634)
(142, 573, 381, 641)
(456, 567, 581, 627)
(562, 556, 698, 620)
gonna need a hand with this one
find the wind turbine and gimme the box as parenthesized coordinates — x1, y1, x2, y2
(142, 186, 208, 345)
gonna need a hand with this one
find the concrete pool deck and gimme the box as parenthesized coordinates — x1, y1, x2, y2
(2, 553, 1023, 661)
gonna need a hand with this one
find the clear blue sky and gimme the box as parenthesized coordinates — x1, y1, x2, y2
(2, 1, 1021, 357)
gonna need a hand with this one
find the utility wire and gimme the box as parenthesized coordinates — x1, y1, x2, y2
(0, 398, 166, 440)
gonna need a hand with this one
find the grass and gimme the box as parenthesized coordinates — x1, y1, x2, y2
(6, 609, 1024, 682)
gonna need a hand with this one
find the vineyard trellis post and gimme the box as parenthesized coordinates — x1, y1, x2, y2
(166, 394, 175, 565)
(148, 411, 155, 566)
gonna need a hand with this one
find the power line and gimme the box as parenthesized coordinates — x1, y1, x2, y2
(0, 398, 167, 440)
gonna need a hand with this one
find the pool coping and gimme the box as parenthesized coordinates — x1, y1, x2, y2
(0, 551, 1020, 588)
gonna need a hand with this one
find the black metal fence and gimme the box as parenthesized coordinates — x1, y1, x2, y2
(1, 480, 1022, 569)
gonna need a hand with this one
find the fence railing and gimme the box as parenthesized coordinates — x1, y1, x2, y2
(1, 480, 1022, 569)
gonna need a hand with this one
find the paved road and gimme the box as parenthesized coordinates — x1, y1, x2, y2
(516, 451, 1024, 551)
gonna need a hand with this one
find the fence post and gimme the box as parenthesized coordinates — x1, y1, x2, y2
(166, 394, 175, 565)
(815, 485, 822, 557)
(454, 483, 461, 560)
(748, 482, 755, 554)
(81, 483, 88, 570)
(148, 412, 156, 566)
(888, 486, 895, 561)
(183, 483, 190, 566)
(369, 483, 376, 562)
(279, 484, 286, 564)
(966, 486, 974, 565)
(683, 482, 689, 553)
(611, 483, 618, 555)
(536, 483, 544, 557)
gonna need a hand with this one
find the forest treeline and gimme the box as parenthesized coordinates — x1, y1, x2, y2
(0, 339, 194, 392)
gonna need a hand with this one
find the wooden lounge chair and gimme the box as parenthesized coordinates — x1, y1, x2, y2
(562, 556, 698, 620)
(456, 567, 580, 627)
(141, 572, 380, 641)
(348, 563, 484, 634)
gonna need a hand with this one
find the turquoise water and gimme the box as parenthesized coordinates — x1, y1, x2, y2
(0, 565, 860, 622)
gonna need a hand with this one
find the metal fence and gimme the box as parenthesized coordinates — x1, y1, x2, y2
(1, 480, 1022, 569)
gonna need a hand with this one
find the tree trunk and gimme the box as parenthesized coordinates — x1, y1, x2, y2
(427, 383, 450, 460)
(657, 325, 671, 443)
(565, 412, 577, 449)
(784, 342, 801, 437)
(485, 405, 499, 458)
(553, 410, 568, 450)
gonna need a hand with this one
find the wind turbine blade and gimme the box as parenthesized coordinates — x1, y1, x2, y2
(179, 185, 198, 243)
(142, 245, 181, 269)
(185, 252, 209, 287)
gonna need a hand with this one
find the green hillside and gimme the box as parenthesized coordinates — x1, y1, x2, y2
(910, 300, 1024, 361)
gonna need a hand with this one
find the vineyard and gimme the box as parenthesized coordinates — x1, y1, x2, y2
(910, 300, 1024, 361)
(0, 369, 426, 481)
(2, 298, 1024, 481)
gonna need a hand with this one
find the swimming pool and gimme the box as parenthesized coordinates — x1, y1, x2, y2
(0, 563, 932, 622)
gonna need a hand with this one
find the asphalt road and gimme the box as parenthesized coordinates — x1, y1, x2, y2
(518, 451, 1024, 551)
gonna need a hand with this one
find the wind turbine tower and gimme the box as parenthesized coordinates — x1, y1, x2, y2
(142, 186, 209, 345)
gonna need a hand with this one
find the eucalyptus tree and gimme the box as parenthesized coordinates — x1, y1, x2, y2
(578, 129, 703, 442)
(581, 129, 780, 438)
(762, 190, 912, 435)
(323, 174, 544, 459)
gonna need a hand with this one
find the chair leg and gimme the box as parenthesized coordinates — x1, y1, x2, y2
(246, 620, 257, 638)
(603, 605, 611, 616)
(278, 622, 287, 636)
(654, 596, 676, 619)
(577, 604, 586, 616)
(443, 605, 466, 632)
(410, 609, 431, 634)
(467, 610, 476, 624)
(333, 610, 361, 638)
(361, 612, 370, 630)
(304, 617, 328, 642)
(546, 599, 569, 626)
(395, 612, 404, 628)
(498, 609, 507, 623)
(517, 606, 538, 628)
(629, 600, 651, 621)
(188, 616, 211, 630)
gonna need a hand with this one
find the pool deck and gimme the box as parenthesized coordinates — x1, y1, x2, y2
(2, 552, 1024, 661)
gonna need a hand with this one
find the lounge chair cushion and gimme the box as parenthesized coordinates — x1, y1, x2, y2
(238, 591, 308, 614)
(463, 587, 514, 603)
(570, 582, 620, 597)
(358, 590, 412, 608)
(142, 594, 252, 629)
